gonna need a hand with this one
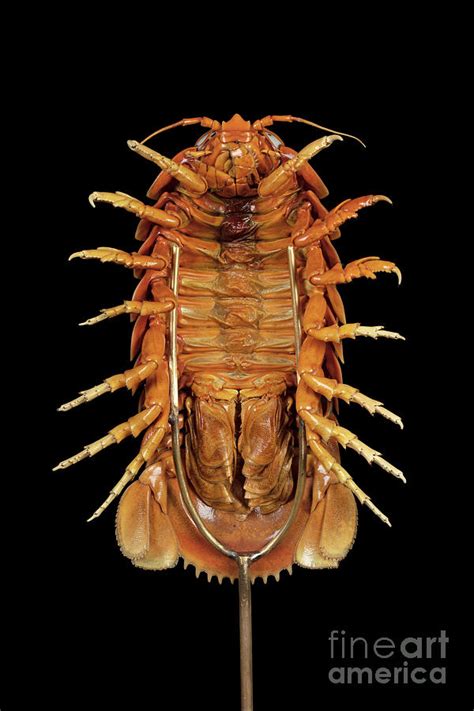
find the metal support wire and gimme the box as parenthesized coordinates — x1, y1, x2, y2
(168, 243, 306, 711)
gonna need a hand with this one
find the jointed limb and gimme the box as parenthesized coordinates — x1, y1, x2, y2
(297, 381, 405, 482)
(89, 191, 182, 228)
(294, 194, 392, 248)
(69, 247, 167, 271)
(127, 140, 208, 195)
(87, 407, 170, 521)
(306, 429, 391, 526)
(303, 291, 404, 343)
(58, 326, 168, 411)
(58, 360, 157, 411)
(54, 354, 169, 471)
(79, 290, 176, 326)
(258, 135, 342, 197)
(53, 405, 161, 471)
(78, 354, 171, 521)
(298, 337, 403, 428)
(311, 256, 402, 286)
(309, 323, 405, 342)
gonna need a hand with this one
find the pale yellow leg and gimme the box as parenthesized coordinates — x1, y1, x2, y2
(52, 405, 160, 471)
(308, 323, 405, 343)
(300, 410, 405, 482)
(301, 372, 403, 428)
(307, 430, 391, 526)
(87, 411, 169, 521)
(57, 361, 157, 412)
(79, 299, 174, 326)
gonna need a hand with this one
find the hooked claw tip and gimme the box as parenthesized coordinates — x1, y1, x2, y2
(376, 194, 393, 205)
(68, 252, 80, 261)
(127, 139, 139, 150)
(393, 267, 402, 285)
(88, 192, 98, 207)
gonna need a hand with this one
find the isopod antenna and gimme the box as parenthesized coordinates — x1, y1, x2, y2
(168, 243, 306, 711)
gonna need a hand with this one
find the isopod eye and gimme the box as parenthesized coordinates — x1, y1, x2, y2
(195, 130, 216, 149)
(264, 131, 282, 150)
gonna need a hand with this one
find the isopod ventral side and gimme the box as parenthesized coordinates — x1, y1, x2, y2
(55, 113, 405, 710)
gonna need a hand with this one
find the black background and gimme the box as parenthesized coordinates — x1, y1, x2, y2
(3, 30, 467, 711)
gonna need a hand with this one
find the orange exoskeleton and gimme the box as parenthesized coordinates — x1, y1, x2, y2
(56, 113, 404, 580)
(56, 113, 405, 706)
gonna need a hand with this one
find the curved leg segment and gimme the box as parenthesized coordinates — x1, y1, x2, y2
(294, 194, 392, 248)
(310, 256, 402, 286)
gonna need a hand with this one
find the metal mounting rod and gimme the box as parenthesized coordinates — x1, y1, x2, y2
(167, 243, 306, 711)
(238, 555, 253, 711)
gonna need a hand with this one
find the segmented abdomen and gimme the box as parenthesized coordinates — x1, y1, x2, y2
(178, 250, 295, 383)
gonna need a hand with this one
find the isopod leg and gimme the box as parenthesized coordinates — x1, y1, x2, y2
(53, 404, 161, 471)
(297, 381, 405, 482)
(307, 428, 391, 526)
(310, 256, 402, 286)
(57, 360, 157, 411)
(82, 349, 172, 512)
(295, 389, 358, 567)
(303, 291, 404, 343)
(89, 191, 182, 228)
(295, 380, 392, 526)
(79, 291, 176, 326)
(295, 259, 404, 530)
(69, 247, 167, 271)
(304, 242, 401, 286)
(298, 336, 403, 428)
(294, 194, 392, 248)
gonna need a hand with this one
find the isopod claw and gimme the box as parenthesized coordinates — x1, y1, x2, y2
(376, 194, 393, 205)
